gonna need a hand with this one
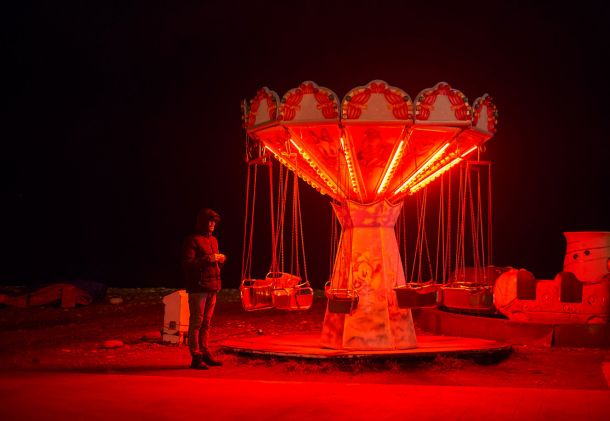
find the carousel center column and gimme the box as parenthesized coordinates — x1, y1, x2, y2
(321, 199, 417, 350)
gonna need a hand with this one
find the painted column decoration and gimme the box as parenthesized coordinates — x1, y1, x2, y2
(321, 200, 416, 349)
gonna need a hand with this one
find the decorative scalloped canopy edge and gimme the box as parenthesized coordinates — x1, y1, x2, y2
(279, 81, 339, 122)
(342, 80, 412, 121)
(246, 87, 280, 128)
(245, 80, 497, 133)
(472, 94, 499, 134)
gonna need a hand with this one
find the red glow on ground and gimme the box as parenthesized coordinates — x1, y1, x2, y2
(2, 374, 609, 420)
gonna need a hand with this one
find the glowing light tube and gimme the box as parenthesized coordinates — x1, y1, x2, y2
(409, 145, 478, 194)
(289, 138, 301, 151)
(377, 140, 405, 194)
(393, 142, 450, 194)
(341, 137, 360, 194)
(264, 145, 335, 198)
(288, 137, 341, 196)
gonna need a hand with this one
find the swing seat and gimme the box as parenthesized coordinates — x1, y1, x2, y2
(394, 283, 439, 308)
(240, 278, 275, 311)
(440, 282, 496, 313)
(325, 284, 359, 314)
(266, 272, 301, 288)
(272, 284, 314, 311)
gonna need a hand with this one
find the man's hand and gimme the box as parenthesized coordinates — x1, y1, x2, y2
(215, 253, 226, 264)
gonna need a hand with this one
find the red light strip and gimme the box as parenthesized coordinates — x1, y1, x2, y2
(377, 139, 405, 194)
(263, 145, 336, 199)
(289, 138, 301, 152)
(340, 136, 360, 195)
(409, 145, 478, 194)
(393, 142, 450, 194)
(287, 138, 341, 196)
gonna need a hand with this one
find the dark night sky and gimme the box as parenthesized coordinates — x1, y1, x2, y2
(4, 1, 609, 288)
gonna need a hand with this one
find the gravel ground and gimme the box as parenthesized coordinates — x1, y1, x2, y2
(1, 288, 609, 389)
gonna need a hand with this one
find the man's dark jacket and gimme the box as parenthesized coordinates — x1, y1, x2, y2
(182, 209, 223, 293)
(182, 234, 221, 293)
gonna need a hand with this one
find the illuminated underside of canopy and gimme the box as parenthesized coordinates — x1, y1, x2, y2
(243, 80, 498, 350)
(244, 80, 498, 205)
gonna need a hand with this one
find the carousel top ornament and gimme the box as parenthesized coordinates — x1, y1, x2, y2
(243, 80, 498, 204)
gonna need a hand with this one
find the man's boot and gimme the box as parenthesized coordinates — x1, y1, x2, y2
(190, 354, 208, 370)
(201, 352, 223, 367)
(199, 325, 221, 366)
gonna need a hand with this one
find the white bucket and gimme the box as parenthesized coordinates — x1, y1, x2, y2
(563, 232, 610, 282)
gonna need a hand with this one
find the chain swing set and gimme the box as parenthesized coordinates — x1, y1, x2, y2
(240, 143, 314, 312)
(393, 156, 495, 311)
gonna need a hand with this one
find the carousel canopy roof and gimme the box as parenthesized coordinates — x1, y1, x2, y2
(243, 80, 498, 204)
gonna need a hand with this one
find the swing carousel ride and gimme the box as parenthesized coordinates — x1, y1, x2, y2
(220, 79, 610, 359)
(223, 80, 518, 358)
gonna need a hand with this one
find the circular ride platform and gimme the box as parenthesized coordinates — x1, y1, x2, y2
(221, 334, 511, 361)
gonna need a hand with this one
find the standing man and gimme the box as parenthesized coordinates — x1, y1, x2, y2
(182, 208, 226, 369)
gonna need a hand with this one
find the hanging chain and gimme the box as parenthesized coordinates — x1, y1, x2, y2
(296, 178, 309, 283)
(435, 176, 444, 283)
(474, 151, 481, 279)
(443, 174, 450, 283)
(455, 165, 467, 281)
(268, 162, 277, 273)
(241, 164, 251, 281)
(488, 164, 493, 268)
(290, 171, 298, 276)
(466, 165, 479, 282)
(242, 164, 258, 281)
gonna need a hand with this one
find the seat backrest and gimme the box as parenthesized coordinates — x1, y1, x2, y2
(516, 269, 537, 300)
(557, 272, 583, 303)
